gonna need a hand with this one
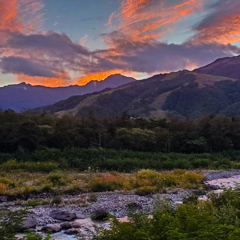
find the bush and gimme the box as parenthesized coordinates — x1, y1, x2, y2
(27, 199, 41, 207)
(64, 185, 82, 195)
(51, 195, 62, 205)
(0, 160, 59, 173)
(135, 186, 157, 196)
(96, 190, 240, 240)
(91, 209, 109, 221)
(184, 172, 204, 184)
(0, 177, 15, 188)
(47, 171, 66, 187)
(89, 193, 98, 202)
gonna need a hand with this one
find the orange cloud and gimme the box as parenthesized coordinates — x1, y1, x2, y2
(117, 0, 203, 42)
(196, 16, 240, 44)
(0, 0, 23, 33)
(193, 1, 240, 44)
(17, 72, 71, 87)
(77, 70, 124, 86)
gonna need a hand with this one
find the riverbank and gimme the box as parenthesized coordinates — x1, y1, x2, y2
(1, 170, 239, 239)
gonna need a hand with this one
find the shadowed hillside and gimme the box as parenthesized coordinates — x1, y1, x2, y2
(33, 71, 238, 119)
(0, 74, 135, 112)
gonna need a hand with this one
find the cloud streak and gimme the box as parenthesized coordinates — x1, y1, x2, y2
(193, 0, 240, 44)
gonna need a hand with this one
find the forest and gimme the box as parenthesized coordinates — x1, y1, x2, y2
(1, 110, 240, 154)
(0, 110, 240, 171)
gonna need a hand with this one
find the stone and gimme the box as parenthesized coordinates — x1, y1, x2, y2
(7, 194, 18, 201)
(64, 229, 79, 235)
(205, 185, 220, 190)
(60, 222, 72, 229)
(72, 222, 82, 228)
(0, 195, 7, 202)
(42, 225, 62, 233)
(76, 213, 87, 219)
(21, 217, 37, 231)
(192, 190, 207, 196)
(50, 210, 76, 221)
(91, 209, 109, 221)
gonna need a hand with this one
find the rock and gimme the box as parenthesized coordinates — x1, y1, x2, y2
(7, 194, 18, 201)
(76, 213, 87, 219)
(91, 209, 109, 221)
(205, 185, 220, 190)
(60, 222, 72, 229)
(192, 190, 207, 196)
(64, 229, 79, 235)
(0, 195, 7, 202)
(72, 222, 82, 228)
(127, 202, 143, 210)
(50, 210, 76, 221)
(21, 217, 37, 231)
(42, 225, 62, 233)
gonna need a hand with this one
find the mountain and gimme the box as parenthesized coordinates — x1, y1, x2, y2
(194, 55, 240, 80)
(0, 74, 135, 112)
(33, 70, 239, 119)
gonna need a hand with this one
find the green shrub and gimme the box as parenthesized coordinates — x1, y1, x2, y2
(51, 195, 62, 205)
(96, 190, 240, 240)
(47, 171, 66, 186)
(64, 185, 82, 195)
(0, 160, 59, 173)
(26, 199, 41, 207)
(0, 177, 15, 188)
(135, 186, 157, 196)
(89, 193, 98, 202)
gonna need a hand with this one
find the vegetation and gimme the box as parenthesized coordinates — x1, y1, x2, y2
(0, 209, 27, 240)
(0, 170, 203, 196)
(1, 111, 240, 154)
(95, 190, 240, 240)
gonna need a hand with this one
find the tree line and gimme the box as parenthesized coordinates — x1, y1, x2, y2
(1, 110, 240, 153)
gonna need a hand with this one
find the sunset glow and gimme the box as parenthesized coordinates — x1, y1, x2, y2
(0, 0, 240, 87)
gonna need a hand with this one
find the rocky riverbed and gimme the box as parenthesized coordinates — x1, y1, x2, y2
(1, 170, 240, 240)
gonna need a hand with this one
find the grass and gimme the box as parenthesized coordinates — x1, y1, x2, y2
(0, 169, 204, 196)
(0, 148, 239, 173)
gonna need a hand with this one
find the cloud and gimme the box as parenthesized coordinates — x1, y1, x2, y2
(115, 0, 203, 42)
(193, 0, 240, 44)
(84, 40, 240, 75)
(0, 31, 91, 85)
(1, 0, 240, 87)
(0, 56, 58, 78)
(4, 31, 89, 59)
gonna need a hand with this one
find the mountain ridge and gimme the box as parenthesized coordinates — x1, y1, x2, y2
(0, 74, 135, 112)
(33, 70, 238, 119)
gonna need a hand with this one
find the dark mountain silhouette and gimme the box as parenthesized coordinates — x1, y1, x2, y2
(33, 70, 239, 119)
(194, 55, 240, 80)
(0, 74, 135, 112)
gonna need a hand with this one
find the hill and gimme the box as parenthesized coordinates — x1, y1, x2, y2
(194, 55, 240, 80)
(33, 71, 239, 119)
(0, 74, 135, 112)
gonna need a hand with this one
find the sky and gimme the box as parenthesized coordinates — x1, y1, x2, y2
(0, 0, 240, 87)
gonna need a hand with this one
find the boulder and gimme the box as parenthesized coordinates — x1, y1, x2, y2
(60, 222, 72, 229)
(76, 213, 87, 219)
(192, 190, 207, 196)
(21, 217, 37, 231)
(50, 210, 76, 221)
(205, 185, 220, 190)
(91, 209, 109, 221)
(64, 229, 79, 235)
(42, 225, 62, 233)
(72, 222, 82, 228)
